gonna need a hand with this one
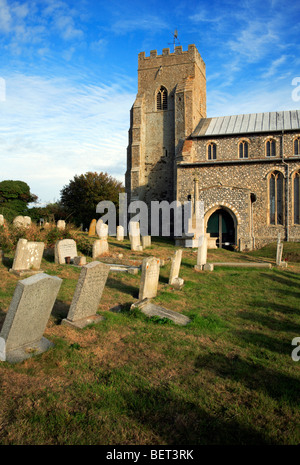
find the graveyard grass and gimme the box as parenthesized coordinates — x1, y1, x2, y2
(0, 234, 299, 445)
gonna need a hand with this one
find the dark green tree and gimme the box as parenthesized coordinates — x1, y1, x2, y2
(0, 180, 37, 221)
(29, 202, 67, 224)
(60, 171, 124, 228)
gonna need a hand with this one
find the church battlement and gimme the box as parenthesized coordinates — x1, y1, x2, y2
(138, 44, 205, 72)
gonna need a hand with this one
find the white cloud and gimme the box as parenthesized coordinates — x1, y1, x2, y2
(0, 73, 135, 204)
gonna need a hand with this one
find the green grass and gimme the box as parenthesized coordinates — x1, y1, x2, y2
(0, 237, 299, 445)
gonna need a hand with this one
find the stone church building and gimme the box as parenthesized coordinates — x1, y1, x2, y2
(125, 44, 300, 250)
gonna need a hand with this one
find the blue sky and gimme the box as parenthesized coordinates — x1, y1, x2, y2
(0, 0, 299, 206)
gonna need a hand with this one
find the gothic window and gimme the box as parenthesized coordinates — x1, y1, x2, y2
(156, 86, 168, 110)
(207, 142, 217, 160)
(293, 171, 300, 225)
(239, 140, 249, 158)
(266, 138, 276, 157)
(294, 137, 300, 155)
(269, 171, 284, 225)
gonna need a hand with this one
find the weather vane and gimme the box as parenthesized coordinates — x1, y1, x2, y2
(169, 29, 180, 52)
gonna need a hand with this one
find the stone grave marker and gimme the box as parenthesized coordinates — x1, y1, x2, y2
(129, 221, 143, 251)
(169, 249, 184, 289)
(131, 300, 190, 326)
(23, 216, 31, 227)
(138, 256, 160, 300)
(0, 273, 62, 363)
(13, 216, 25, 228)
(62, 261, 110, 328)
(54, 239, 77, 264)
(92, 239, 109, 258)
(142, 235, 151, 248)
(116, 225, 124, 241)
(57, 220, 66, 230)
(194, 235, 208, 271)
(88, 219, 97, 236)
(0, 214, 4, 226)
(98, 223, 108, 240)
(10, 238, 44, 276)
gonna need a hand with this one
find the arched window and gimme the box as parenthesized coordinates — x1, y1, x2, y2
(239, 140, 249, 158)
(269, 171, 284, 225)
(293, 171, 300, 224)
(266, 139, 276, 157)
(207, 142, 217, 160)
(156, 86, 168, 110)
(294, 137, 300, 155)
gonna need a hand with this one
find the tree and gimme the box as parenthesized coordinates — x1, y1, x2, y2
(29, 202, 67, 224)
(0, 180, 37, 221)
(60, 172, 124, 228)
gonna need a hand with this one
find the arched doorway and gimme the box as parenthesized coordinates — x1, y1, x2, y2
(206, 208, 236, 249)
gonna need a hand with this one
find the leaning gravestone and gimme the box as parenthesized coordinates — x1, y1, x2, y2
(169, 249, 184, 289)
(138, 256, 160, 300)
(92, 239, 109, 258)
(88, 219, 97, 236)
(10, 239, 44, 276)
(62, 261, 110, 328)
(0, 273, 62, 363)
(54, 239, 77, 264)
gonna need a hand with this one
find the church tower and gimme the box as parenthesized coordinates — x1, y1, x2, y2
(125, 44, 206, 206)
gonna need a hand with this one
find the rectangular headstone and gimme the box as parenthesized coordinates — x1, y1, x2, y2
(55, 239, 77, 264)
(138, 256, 160, 300)
(196, 235, 207, 266)
(10, 239, 44, 275)
(0, 273, 62, 363)
(62, 261, 110, 328)
(142, 235, 151, 248)
(92, 239, 109, 258)
(116, 225, 124, 241)
(129, 221, 143, 251)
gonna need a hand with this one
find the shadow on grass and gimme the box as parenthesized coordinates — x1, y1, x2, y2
(106, 276, 139, 299)
(250, 300, 299, 317)
(194, 352, 299, 406)
(51, 299, 70, 324)
(238, 310, 300, 333)
(122, 384, 270, 445)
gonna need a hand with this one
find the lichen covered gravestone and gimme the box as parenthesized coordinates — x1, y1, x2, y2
(10, 238, 44, 276)
(62, 261, 110, 328)
(0, 273, 62, 363)
(138, 256, 160, 300)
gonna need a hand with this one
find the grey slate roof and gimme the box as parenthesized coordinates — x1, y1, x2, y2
(192, 110, 300, 138)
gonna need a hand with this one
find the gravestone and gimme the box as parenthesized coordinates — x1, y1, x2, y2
(62, 261, 110, 328)
(98, 223, 108, 240)
(0, 273, 62, 363)
(142, 235, 151, 248)
(57, 220, 66, 230)
(138, 256, 160, 300)
(129, 222, 143, 251)
(54, 239, 77, 264)
(13, 216, 25, 228)
(88, 219, 97, 236)
(169, 249, 184, 289)
(194, 235, 207, 271)
(131, 300, 191, 326)
(92, 239, 109, 258)
(73, 256, 86, 266)
(276, 233, 286, 266)
(10, 239, 44, 276)
(0, 214, 4, 226)
(23, 216, 31, 227)
(116, 225, 124, 241)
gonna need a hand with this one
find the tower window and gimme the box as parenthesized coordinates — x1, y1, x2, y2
(207, 142, 217, 160)
(156, 86, 168, 110)
(294, 137, 300, 155)
(266, 139, 276, 157)
(269, 171, 284, 225)
(239, 140, 249, 158)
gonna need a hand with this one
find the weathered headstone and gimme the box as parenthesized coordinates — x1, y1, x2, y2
(62, 261, 110, 328)
(129, 222, 143, 251)
(57, 220, 66, 230)
(54, 239, 77, 264)
(13, 216, 25, 228)
(116, 225, 124, 241)
(131, 300, 191, 326)
(138, 256, 160, 300)
(92, 239, 109, 258)
(10, 239, 44, 276)
(194, 235, 207, 271)
(98, 223, 108, 240)
(88, 219, 97, 236)
(0, 273, 62, 363)
(142, 235, 151, 249)
(276, 233, 286, 266)
(73, 256, 86, 266)
(23, 216, 31, 227)
(169, 249, 184, 289)
(0, 214, 4, 226)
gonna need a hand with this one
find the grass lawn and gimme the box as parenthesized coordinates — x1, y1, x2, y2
(0, 236, 299, 445)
